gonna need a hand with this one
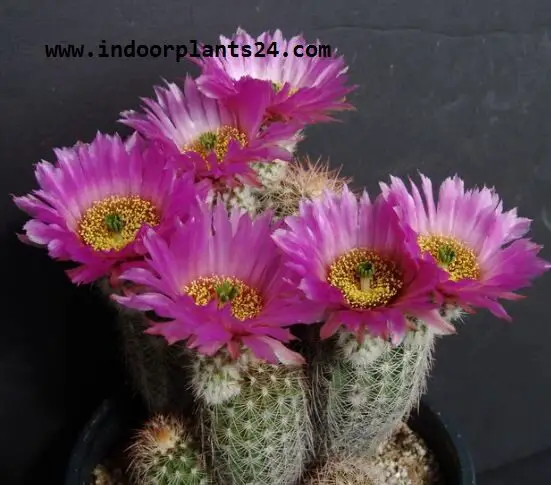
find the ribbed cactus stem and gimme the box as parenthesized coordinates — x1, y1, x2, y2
(95, 279, 180, 413)
(116, 308, 174, 412)
(322, 325, 435, 458)
(193, 351, 312, 485)
(128, 415, 212, 485)
(304, 455, 384, 485)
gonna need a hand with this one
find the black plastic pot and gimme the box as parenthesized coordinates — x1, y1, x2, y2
(408, 404, 476, 485)
(66, 395, 476, 485)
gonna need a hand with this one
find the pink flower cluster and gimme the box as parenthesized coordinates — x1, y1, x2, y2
(13, 29, 549, 364)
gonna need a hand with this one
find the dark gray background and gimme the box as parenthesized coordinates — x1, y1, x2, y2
(2, 1, 551, 484)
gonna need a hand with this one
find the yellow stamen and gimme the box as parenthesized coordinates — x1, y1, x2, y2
(184, 276, 263, 321)
(78, 195, 159, 251)
(327, 248, 403, 309)
(417, 234, 481, 281)
(182, 126, 248, 162)
(271, 81, 298, 95)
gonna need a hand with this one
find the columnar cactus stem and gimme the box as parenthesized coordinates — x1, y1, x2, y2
(128, 415, 212, 485)
(192, 351, 312, 485)
(115, 308, 174, 413)
(320, 326, 435, 458)
(95, 280, 192, 414)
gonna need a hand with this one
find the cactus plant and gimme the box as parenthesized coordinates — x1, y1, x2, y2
(127, 415, 212, 485)
(12, 25, 550, 485)
(116, 308, 176, 414)
(319, 326, 435, 457)
(192, 351, 312, 485)
(95, 279, 193, 415)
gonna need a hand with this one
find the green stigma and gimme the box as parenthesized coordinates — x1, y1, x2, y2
(271, 81, 283, 92)
(104, 213, 125, 233)
(215, 281, 240, 303)
(437, 245, 456, 267)
(357, 261, 375, 280)
(357, 261, 376, 291)
(198, 131, 217, 151)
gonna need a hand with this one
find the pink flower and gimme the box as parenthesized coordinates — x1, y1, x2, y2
(380, 174, 551, 320)
(120, 76, 302, 187)
(13, 132, 206, 284)
(114, 201, 321, 364)
(191, 28, 356, 124)
(272, 186, 454, 344)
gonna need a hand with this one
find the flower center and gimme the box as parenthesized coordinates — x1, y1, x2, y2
(327, 248, 404, 309)
(152, 425, 178, 452)
(78, 195, 159, 251)
(184, 276, 263, 320)
(417, 235, 481, 281)
(183, 126, 248, 161)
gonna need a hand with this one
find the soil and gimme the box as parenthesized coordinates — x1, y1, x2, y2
(371, 423, 443, 485)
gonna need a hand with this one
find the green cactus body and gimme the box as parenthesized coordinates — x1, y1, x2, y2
(95, 279, 192, 415)
(192, 353, 312, 485)
(321, 327, 435, 457)
(115, 308, 174, 413)
(128, 415, 212, 485)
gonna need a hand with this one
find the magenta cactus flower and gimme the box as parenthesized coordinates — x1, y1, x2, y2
(113, 201, 321, 364)
(191, 28, 356, 124)
(120, 76, 302, 187)
(272, 186, 455, 344)
(380, 174, 551, 320)
(13, 132, 206, 284)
